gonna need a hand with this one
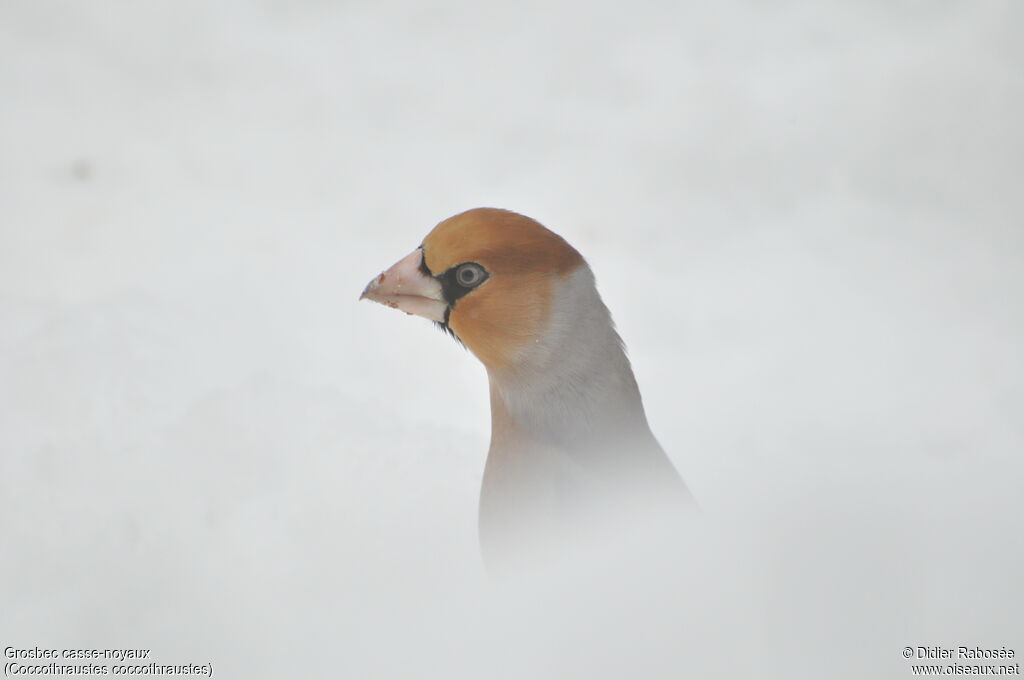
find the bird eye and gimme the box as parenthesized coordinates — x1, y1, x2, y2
(438, 262, 489, 305)
(455, 263, 486, 287)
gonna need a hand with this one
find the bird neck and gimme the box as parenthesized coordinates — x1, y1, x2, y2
(479, 293, 662, 567)
(484, 265, 650, 454)
(477, 267, 687, 568)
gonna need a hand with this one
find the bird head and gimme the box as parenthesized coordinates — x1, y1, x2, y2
(360, 208, 585, 375)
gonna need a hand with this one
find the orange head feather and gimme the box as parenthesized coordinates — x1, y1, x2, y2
(421, 208, 585, 373)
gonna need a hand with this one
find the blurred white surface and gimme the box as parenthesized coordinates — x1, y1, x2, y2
(1, 1, 1022, 678)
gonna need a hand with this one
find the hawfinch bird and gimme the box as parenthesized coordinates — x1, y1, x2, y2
(361, 208, 694, 566)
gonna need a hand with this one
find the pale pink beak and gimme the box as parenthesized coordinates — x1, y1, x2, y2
(359, 248, 447, 322)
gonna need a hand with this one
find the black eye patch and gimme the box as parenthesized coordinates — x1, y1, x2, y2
(418, 247, 433, 277)
(438, 262, 489, 305)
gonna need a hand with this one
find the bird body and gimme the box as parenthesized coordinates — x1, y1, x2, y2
(361, 208, 694, 567)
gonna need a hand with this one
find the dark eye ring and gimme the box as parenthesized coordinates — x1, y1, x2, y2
(455, 263, 486, 288)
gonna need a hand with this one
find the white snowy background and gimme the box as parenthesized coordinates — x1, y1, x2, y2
(2, 2, 1022, 678)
